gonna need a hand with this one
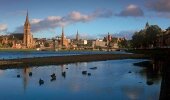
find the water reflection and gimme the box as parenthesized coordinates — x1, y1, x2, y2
(22, 67, 31, 90)
(0, 59, 161, 100)
(134, 60, 162, 86)
(61, 65, 66, 78)
(122, 85, 144, 100)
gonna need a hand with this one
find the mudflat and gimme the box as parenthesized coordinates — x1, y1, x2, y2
(0, 54, 148, 68)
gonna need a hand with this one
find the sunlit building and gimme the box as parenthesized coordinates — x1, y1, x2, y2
(23, 12, 34, 48)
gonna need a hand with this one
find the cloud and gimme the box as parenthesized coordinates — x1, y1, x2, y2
(113, 30, 136, 40)
(15, 9, 113, 33)
(116, 4, 144, 17)
(148, 0, 170, 12)
(156, 12, 170, 18)
(0, 24, 8, 32)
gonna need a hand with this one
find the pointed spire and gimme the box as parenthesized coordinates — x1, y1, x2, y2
(25, 10, 30, 26)
(76, 30, 79, 41)
(62, 26, 64, 37)
(108, 32, 111, 41)
(61, 26, 65, 46)
(62, 26, 64, 34)
(145, 21, 149, 29)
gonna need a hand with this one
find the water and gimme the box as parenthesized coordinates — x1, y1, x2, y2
(0, 51, 129, 59)
(0, 59, 161, 100)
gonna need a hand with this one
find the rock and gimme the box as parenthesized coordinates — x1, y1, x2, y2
(89, 67, 97, 70)
(147, 81, 154, 85)
(51, 77, 56, 81)
(87, 73, 91, 76)
(17, 74, 20, 78)
(50, 73, 56, 79)
(29, 72, 32, 76)
(82, 71, 87, 75)
(39, 78, 44, 85)
(128, 71, 132, 73)
(62, 72, 66, 77)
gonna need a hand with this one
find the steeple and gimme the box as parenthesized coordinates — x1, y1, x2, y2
(62, 26, 64, 38)
(23, 10, 34, 48)
(76, 30, 79, 41)
(145, 21, 149, 29)
(61, 26, 65, 46)
(24, 10, 30, 26)
(107, 32, 112, 41)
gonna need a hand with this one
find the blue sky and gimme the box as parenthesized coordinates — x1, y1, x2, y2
(0, 0, 170, 39)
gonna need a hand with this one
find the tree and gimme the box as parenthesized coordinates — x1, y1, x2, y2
(166, 27, 170, 31)
(131, 30, 146, 48)
(118, 38, 128, 48)
(44, 42, 50, 47)
(145, 25, 162, 47)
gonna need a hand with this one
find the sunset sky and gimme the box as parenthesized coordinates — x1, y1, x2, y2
(0, 0, 170, 39)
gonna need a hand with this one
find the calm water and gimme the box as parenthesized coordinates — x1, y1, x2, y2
(0, 51, 129, 59)
(0, 59, 161, 100)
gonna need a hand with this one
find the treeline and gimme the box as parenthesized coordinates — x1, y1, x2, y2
(131, 25, 170, 48)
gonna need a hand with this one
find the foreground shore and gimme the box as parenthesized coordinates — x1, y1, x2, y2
(0, 54, 148, 69)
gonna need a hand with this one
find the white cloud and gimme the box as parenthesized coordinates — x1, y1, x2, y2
(15, 9, 113, 33)
(116, 4, 144, 17)
(0, 24, 8, 32)
(30, 19, 42, 24)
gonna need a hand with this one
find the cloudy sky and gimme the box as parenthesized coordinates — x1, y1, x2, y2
(0, 0, 170, 39)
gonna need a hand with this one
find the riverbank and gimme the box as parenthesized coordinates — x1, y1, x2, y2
(0, 54, 148, 69)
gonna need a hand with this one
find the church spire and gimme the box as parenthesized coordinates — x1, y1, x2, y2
(25, 10, 30, 26)
(61, 26, 65, 46)
(76, 30, 79, 41)
(62, 26, 64, 38)
(145, 21, 149, 29)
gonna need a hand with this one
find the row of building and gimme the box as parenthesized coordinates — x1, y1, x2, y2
(0, 12, 125, 51)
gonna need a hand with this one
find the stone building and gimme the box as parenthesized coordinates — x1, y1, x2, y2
(0, 11, 34, 49)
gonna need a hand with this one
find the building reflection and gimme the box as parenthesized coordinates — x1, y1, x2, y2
(122, 86, 144, 100)
(22, 66, 31, 91)
(61, 65, 66, 78)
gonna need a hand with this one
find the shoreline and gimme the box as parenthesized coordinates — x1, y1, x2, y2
(0, 54, 149, 69)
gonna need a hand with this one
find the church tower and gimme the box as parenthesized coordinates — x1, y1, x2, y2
(61, 26, 64, 46)
(145, 21, 149, 29)
(23, 11, 34, 48)
(76, 30, 79, 41)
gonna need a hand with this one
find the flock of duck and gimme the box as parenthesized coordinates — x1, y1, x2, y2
(16, 66, 98, 86)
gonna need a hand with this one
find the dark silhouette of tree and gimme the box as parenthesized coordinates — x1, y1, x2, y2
(145, 25, 162, 47)
(131, 25, 162, 48)
(131, 30, 146, 48)
(44, 42, 50, 47)
(166, 27, 170, 31)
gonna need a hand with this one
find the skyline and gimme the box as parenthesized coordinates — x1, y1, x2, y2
(0, 0, 170, 39)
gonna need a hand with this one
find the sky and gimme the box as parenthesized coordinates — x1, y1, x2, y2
(0, 0, 170, 39)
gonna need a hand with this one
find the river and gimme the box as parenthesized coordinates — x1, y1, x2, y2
(0, 51, 129, 59)
(0, 59, 161, 100)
